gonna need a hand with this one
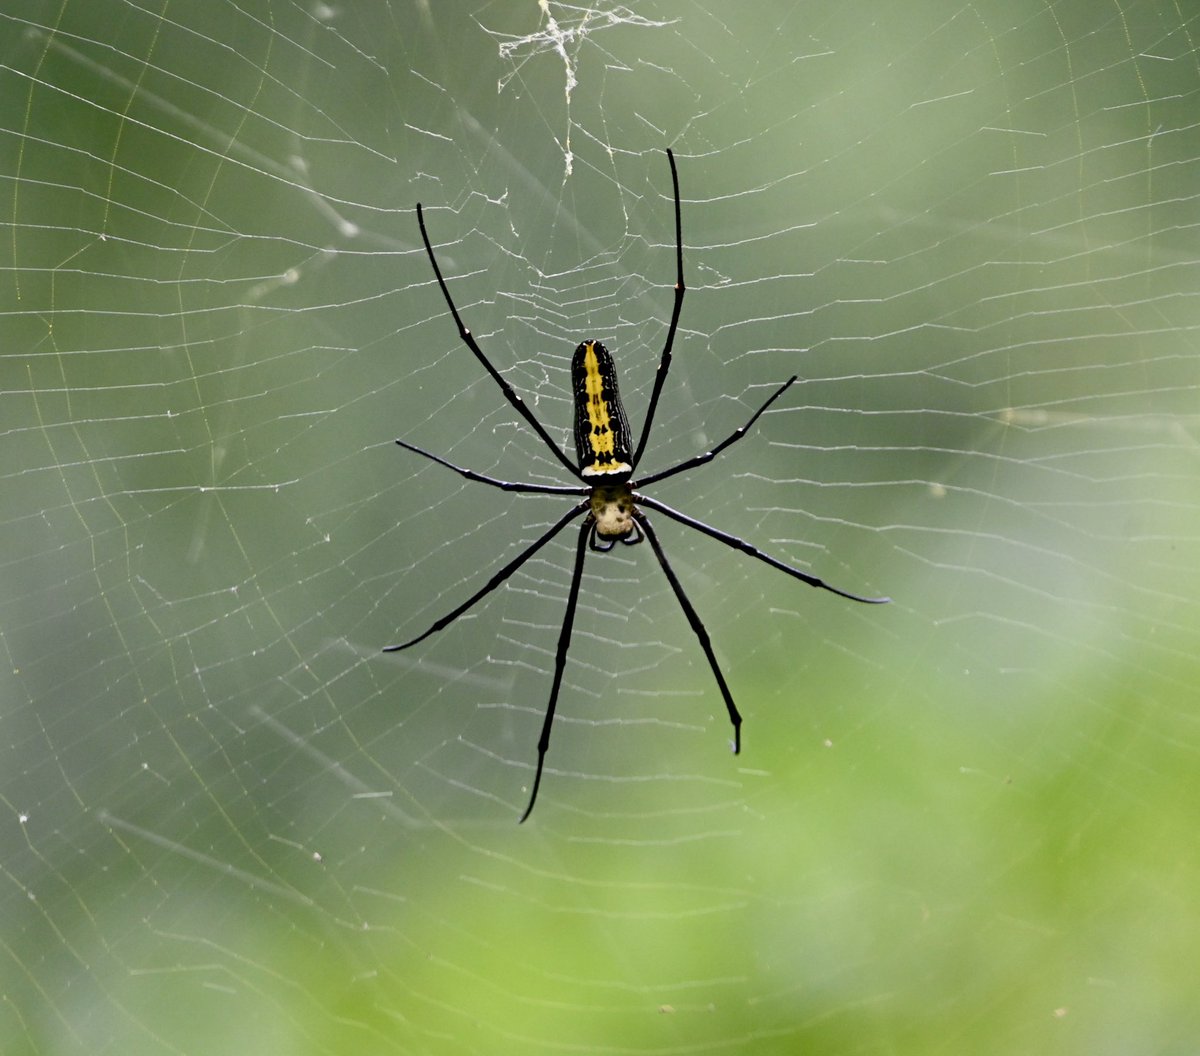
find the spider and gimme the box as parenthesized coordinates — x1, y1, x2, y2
(389, 148, 889, 822)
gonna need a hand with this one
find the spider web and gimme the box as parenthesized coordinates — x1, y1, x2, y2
(3, 1, 1198, 1052)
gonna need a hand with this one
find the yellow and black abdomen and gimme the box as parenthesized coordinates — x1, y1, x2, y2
(572, 341, 633, 479)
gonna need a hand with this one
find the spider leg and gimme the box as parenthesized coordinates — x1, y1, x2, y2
(635, 494, 891, 605)
(635, 512, 741, 754)
(416, 204, 579, 479)
(396, 439, 587, 495)
(384, 501, 588, 652)
(632, 376, 798, 489)
(630, 148, 686, 472)
(519, 515, 592, 823)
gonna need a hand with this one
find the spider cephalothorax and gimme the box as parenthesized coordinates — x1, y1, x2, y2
(388, 149, 889, 822)
(588, 482, 639, 548)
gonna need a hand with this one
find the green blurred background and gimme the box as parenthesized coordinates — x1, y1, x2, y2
(2, 1, 1198, 1053)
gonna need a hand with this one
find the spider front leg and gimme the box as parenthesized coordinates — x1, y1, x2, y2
(519, 515, 593, 823)
(637, 494, 890, 605)
(384, 501, 587, 652)
(635, 512, 742, 753)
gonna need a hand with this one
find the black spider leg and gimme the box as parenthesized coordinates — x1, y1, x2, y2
(632, 376, 797, 489)
(416, 204, 579, 479)
(635, 493, 891, 605)
(383, 501, 588, 652)
(396, 439, 587, 496)
(589, 518, 643, 552)
(629, 147, 686, 472)
(519, 516, 591, 824)
(635, 511, 742, 754)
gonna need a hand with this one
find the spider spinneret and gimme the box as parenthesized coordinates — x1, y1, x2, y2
(388, 148, 889, 823)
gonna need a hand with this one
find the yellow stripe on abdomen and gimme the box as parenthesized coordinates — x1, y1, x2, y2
(571, 340, 632, 478)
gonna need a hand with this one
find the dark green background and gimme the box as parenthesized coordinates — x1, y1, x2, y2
(2, 2, 1197, 1052)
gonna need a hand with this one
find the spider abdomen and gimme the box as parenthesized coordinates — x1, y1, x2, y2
(572, 341, 633, 479)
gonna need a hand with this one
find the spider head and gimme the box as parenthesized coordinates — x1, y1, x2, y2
(589, 483, 639, 548)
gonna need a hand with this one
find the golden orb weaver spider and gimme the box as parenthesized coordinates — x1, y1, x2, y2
(389, 149, 889, 822)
